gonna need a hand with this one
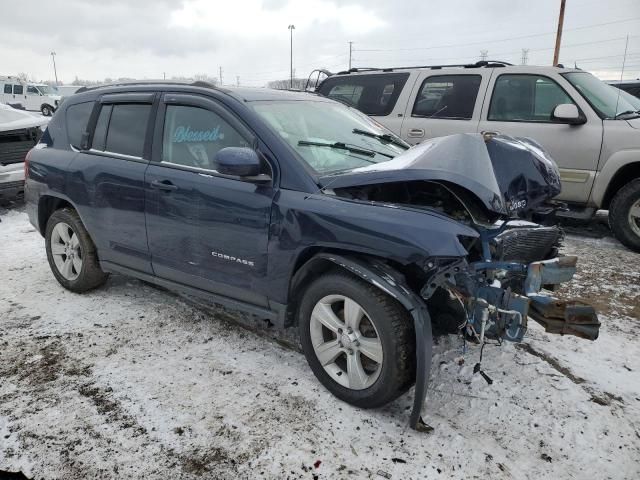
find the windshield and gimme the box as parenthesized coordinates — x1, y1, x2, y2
(36, 85, 57, 95)
(563, 72, 640, 119)
(251, 99, 409, 174)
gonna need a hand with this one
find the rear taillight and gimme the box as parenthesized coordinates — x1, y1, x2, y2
(24, 148, 33, 180)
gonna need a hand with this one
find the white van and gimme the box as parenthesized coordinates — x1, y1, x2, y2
(0, 76, 61, 116)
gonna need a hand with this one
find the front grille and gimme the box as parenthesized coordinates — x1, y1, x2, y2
(493, 225, 562, 263)
(0, 127, 39, 166)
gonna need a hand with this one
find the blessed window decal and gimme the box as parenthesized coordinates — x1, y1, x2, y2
(172, 125, 225, 143)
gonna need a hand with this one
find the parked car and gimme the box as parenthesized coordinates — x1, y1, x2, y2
(315, 62, 640, 251)
(1, 76, 62, 116)
(608, 79, 640, 99)
(0, 103, 49, 202)
(25, 82, 598, 429)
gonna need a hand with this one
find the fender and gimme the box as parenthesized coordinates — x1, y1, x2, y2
(300, 252, 434, 431)
(591, 150, 640, 207)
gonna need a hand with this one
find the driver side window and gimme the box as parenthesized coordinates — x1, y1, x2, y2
(161, 105, 249, 171)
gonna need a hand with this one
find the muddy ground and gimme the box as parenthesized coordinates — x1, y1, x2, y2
(1, 202, 639, 479)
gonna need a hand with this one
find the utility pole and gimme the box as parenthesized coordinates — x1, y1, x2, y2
(348, 41, 353, 70)
(50, 51, 58, 85)
(236, 76, 240, 87)
(521, 48, 529, 65)
(553, 0, 567, 66)
(480, 50, 488, 61)
(288, 24, 295, 89)
(219, 66, 223, 86)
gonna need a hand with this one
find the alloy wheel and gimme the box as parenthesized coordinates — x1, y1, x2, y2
(50, 222, 83, 281)
(309, 294, 383, 390)
(628, 199, 640, 238)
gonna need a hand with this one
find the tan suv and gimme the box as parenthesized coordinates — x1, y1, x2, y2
(316, 61, 640, 251)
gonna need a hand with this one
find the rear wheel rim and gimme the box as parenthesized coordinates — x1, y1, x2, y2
(51, 222, 82, 281)
(629, 199, 640, 238)
(309, 294, 383, 390)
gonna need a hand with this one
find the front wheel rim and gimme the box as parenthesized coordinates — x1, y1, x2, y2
(628, 199, 640, 238)
(309, 294, 383, 390)
(51, 222, 83, 281)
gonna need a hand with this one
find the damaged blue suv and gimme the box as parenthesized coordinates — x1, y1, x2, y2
(25, 82, 599, 429)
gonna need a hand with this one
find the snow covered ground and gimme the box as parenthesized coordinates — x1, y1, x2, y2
(1, 205, 639, 479)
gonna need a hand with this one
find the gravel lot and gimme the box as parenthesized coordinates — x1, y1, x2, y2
(1, 202, 639, 479)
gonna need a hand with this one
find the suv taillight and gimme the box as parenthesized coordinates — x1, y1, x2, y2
(24, 148, 33, 180)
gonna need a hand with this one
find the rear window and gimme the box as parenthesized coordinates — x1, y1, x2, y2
(91, 103, 151, 158)
(318, 73, 409, 116)
(65, 101, 94, 148)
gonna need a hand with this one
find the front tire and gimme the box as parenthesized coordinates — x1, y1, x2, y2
(41, 105, 53, 116)
(45, 208, 108, 292)
(298, 271, 415, 409)
(609, 178, 640, 252)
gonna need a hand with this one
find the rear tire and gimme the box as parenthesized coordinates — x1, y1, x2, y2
(609, 178, 640, 252)
(45, 208, 108, 292)
(298, 271, 415, 409)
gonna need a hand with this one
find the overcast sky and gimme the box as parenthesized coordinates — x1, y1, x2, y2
(2, 0, 639, 86)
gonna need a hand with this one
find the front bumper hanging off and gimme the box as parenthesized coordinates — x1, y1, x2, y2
(314, 253, 599, 431)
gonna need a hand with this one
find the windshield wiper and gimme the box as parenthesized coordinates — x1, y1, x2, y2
(298, 140, 384, 158)
(352, 128, 409, 149)
(614, 110, 640, 119)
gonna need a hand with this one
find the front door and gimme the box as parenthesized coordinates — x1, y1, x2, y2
(399, 72, 491, 144)
(477, 73, 603, 203)
(144, 93, 275, 307)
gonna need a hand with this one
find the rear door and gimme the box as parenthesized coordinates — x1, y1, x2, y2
(399, 71, 491, 144)
(144, 93, 275, 306)
(477, 72, 603, 203)
(66, 93, 155, 273)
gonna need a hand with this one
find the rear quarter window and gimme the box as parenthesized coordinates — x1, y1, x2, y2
(318, 73, 409, 116)
(65, 101, 95, 148)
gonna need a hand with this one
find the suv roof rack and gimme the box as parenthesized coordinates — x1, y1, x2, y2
(75, 79, 219, 94)
(333, 60, 513, 75)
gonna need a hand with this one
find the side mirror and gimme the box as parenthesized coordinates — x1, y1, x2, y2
(215, 147, 264, 178)
(551, 104, 586, 125)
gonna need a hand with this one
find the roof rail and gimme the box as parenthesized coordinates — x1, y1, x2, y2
(74, 79, 219, 94)
(333, 60, 513, 75)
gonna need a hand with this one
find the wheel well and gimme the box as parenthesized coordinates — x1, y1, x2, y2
(602, 162, 640, 209)
(38, 196, 74, 236)
(284, 248, 421, 327)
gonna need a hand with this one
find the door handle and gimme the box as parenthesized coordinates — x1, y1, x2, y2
(481, 130, 501, 138)
(407, 128, 425, 138)
(150, 179, 178, 191)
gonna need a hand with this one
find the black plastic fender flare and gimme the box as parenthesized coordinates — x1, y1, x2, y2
(306, 253, 433, 431)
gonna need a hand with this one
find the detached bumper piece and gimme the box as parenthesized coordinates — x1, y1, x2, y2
(528, 297, 600, 340)
(524, 256, 600, 340)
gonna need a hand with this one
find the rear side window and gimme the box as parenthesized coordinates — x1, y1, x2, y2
(4, 84, 12, 94)
(318, 73, 409, 116)
(488, 74, 574, 122)
(412, 75, 481, 119)
(13, 85, 23, 95)
(92, 103, 151, 157)
(66, 101, 94, 148)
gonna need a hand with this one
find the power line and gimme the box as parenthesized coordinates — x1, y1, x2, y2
(355, 17, 640, 53)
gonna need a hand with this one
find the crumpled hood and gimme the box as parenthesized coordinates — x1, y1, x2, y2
(0, 104, 50, 132)
(319, 133, 561, 218)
